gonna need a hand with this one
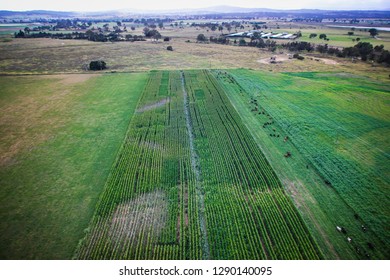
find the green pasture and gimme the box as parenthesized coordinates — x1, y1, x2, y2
(293, 27, 390, 49)
(0, 72, 147, 259)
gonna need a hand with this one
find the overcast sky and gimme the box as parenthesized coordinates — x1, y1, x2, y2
(0, 0, 389, 11)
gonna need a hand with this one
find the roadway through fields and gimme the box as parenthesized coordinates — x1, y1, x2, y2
(180, 71, 210, 259)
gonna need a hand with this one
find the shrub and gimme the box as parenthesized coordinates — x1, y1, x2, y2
(167, 46, 173, 51)
(319, 34, 327, 40)
(293, 53, 305, 60)
(239, 38, 247, 46)
(89, 60, 107, 71)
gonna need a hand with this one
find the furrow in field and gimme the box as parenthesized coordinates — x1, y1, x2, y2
(180, 71, 210, 260)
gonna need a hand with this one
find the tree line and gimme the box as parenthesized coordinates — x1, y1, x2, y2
(283, 41, 390, 64)
(199, 33, 390, 65)
(14, 29, 146, 42)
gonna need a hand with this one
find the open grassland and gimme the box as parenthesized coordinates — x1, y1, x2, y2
(297, 27, 390, 50)
(3, 21, 388, 49)
(76, 70, 322, 260)
(215, 69, 390, 259)
(1, 24, 389, 81)
(0, 72, 147, 259)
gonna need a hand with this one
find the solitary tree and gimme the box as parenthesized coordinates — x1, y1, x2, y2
(319, 34, 327, 40)
(309, 33, 317, 38)
(368, 28, 378, 37)
(89, 60, 107, 71)
(197, 33, 207, 42)
(348, 31, 354, 36)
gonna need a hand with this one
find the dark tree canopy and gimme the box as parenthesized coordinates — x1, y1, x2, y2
(369, 28, 378, 37)
(197, 34, 207, 42)
(143, 28, 161, 40)
(319, 34, 327, 40)
(89, 60, 107, 71)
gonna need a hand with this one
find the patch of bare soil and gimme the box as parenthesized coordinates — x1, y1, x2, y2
(308, 56, 339, 65)
(108, 190, 168, 247)
(0, 140, 23, 167)
(53, 73, 100, 85)
(137, 98, 170, 113)
(258, 55, 290, 64)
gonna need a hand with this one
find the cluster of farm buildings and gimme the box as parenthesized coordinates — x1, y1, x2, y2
(226, 30, 298, 39)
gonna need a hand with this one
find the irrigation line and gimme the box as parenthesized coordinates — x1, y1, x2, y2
(180, 71, 210, 259)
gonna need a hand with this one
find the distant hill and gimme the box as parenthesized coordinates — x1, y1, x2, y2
(0, 10, 77, 17)
(0, 6, 389, 19)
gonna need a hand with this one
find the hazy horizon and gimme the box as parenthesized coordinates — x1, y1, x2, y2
(1, 0, 389, 12)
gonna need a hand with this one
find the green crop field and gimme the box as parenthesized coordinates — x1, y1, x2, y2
(215, 69, 390, 259)
(75, 70, 322, 260)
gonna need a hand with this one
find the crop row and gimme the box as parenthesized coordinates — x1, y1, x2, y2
(214, 69, 389, 259)
(223, 70, 389, 254)
(183, 70, 322, 259)
(76, 71, 204, 259)
(76, 70, 323, 259)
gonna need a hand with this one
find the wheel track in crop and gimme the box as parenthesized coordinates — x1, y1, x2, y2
(180, 71, 210, 259)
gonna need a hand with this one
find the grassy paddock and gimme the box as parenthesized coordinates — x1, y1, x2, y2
(266, 22, 390, 50)
(1, 23, 389, 79)
(0, 72, 147, 259)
